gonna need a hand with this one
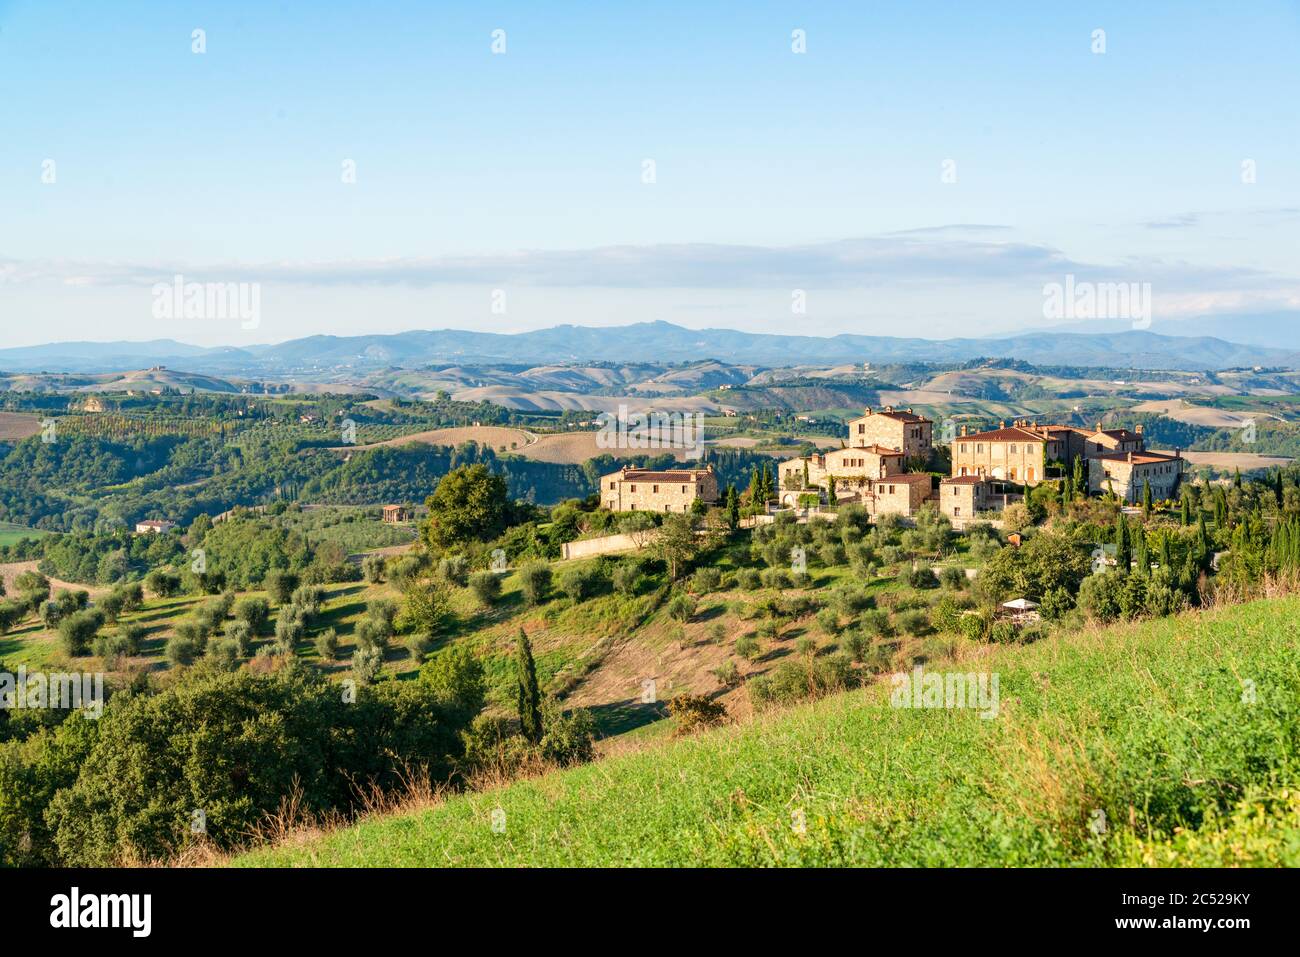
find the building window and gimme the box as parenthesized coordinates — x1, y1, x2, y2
(960, 443, 967, 453)
(1009, 444, 1017, 453)
(976, 444, 983, 453)
(681, 485, 687, 493)
(954, 506, 961, 516)
(1027, 468, 1035, 481)
(630, 485, 636, 492)
(652, 484, 659, 493)
(609, 482, 615, 490)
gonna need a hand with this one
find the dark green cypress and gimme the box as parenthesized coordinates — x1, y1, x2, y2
(515, 629, 543, 744)
(1115, 512, 1132, 573)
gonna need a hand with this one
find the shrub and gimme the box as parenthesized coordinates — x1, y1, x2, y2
(57, 610, 102, 657)
(205, 638, 241, 671)
(164, 633, 201, 667)
(736, 568, 762, 590)
(816, 607, 841, 636)
(905, 567, 939, 589)
(519, 563, 552, 607)
(666, 593, 698, 623)
(223, 619, 254, 657)
(313, 627, 340, 661)
(711, 659, 741, 688)
(939, 566, 966, 589)
(352, 645, 384, 685)
(708, 621, 727, 645)
(896, 608, 933, 637)
(735, 634, 762, 660)
(760, 567, 793, 590)
(859, 609, 894, 638)
(290, 585, 325, 617)
(690, 566, 722, 594)
(611, 561, 645, 597)
(116, 621, 147, 656)
(468, 570, 502, 607)
(233, 597, 271, 634)
(354, 616, 391, 653)
(437, 555, 469, 588)
(1077, 572, 1124, 623)
(361, 554, 387, 583)
(144, 569, 181, 598)
(263, 569, 300, 604)
(274, 608, 306, 653)
(667, 693, 728, 736)
(406, 633, 435, 662)
(419, 644, 487, 718)
(559, 565, 604, 603)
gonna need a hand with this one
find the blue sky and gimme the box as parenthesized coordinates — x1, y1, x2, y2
(2, 0, 1298, 346)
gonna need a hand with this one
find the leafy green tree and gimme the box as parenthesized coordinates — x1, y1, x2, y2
(515, 630, 543, 744)
(263, 569, 299, 605)
(421, 464, 511, 552)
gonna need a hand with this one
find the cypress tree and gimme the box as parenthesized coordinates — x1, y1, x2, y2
(1072, 455, 1085, 494)
(1134, 527, 1149, 578)
(1233, 467, 1242, 490)
(1180, 494, 1190, 526)
(1115, 513, 1132, 573)
(724, 484, 740, 531)
(1197, 511, 1210, 551)
(1159, 532, 1173, 570)
(1142, 480, 1153, 518)
(515, 629, 543, 744)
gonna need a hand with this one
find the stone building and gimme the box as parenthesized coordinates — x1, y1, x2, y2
(950, 422, 1072, 484)
(778, 445, 905, 495)
(938, 475, 1020, 521)
(1088, 450, 1184, 503)
(600, 465, 719, 513)
(848, 406, 933, 460)
(843, 472, 934, 516)
(134, 519, 176, 535)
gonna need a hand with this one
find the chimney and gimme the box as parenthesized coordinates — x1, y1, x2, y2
(1127, 451, 1133, 462)
(864, 407, 872, 416)
(1135, 423, 1144, 435)
(960, 425, 968, 437)
(884, 405, 894, 413)
(906, 407, 913, 414)
(999, 420, 1006, 429)
(1095, 421, 1102, 432)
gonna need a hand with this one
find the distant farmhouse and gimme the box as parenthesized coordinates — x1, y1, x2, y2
(600, 465, 719, 513)
(134, 519, 176, 535)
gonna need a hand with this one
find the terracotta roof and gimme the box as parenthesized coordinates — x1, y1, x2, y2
(611, 468, 713, 482)
(860, 408, 932, 424)
(874, 473, 933, 485)
(833, 444, 904, 457)
(958, 426, 1056, 443)
(942, 475, 989, 485)
(1091, 451, 1180, 465)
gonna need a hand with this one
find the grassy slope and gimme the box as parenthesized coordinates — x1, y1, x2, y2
(237, 596, 1300, 867)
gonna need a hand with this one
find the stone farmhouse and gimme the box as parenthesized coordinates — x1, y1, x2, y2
(1089, 450, 1184, 503)
(937, 475, 1020, 521)
(600, 465, 719, 513)
(849, 406, 933, 460)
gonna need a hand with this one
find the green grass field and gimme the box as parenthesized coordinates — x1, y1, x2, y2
(235, 595, 1300, 867)
(0, 523, 49, 547)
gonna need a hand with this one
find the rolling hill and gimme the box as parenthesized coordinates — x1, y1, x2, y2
(234, 595, 1300, 867)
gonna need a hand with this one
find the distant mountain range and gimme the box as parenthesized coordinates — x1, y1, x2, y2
(2, 320, 1298, 375)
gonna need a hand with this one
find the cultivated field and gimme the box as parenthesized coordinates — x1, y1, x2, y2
(339, 426, 535, 452)
(1132, 399, 1257, 428)
(1156, 450, 1294, 471)
(0, 411, 41, 440)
